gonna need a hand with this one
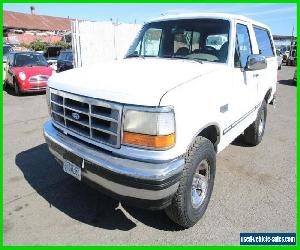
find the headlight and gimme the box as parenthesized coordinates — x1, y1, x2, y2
(123, 107, 175, 150)
(18, 72, 26, 81)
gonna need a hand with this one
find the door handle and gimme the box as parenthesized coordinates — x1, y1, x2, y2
(253, 73, 259, 78)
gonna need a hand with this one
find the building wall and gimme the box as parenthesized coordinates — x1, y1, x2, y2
(5, 32, 63, 44)
(72, 20, 141, 67)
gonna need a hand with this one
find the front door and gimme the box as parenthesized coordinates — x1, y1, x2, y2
(230, 21, 259, 135)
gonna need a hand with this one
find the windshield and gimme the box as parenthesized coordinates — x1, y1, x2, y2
(14, 53, 48, 67)
(44, 47, 62, 59)
(126, 19, 230, 63)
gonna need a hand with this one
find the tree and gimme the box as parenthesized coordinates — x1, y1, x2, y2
(28, 40, 48, 51)
(52, 41, 72, 49)
(24, 40, 72, 52)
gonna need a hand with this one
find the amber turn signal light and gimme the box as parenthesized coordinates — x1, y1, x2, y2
(123, 132, 175, 149)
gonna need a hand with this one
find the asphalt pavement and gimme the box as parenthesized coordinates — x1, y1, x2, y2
(3, 65, 296, 245)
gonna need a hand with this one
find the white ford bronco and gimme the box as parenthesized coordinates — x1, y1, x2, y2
(44, 13, 277, 228)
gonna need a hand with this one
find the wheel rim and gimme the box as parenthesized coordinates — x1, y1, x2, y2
(258, 109, 265, 136)
(191, 159, 210, 209)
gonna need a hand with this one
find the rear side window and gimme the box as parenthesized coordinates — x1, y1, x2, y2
(253, 27, 274, 57)
(206, 34, 228, 50)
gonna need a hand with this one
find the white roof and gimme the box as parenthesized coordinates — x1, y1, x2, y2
(149, 12, 269, 30)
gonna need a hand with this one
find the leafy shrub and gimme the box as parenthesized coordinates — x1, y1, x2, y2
(25, 40, 72, 51)
(52, 41, 72, 49)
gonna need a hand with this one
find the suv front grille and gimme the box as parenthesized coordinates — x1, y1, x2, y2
(49, 89, 123, 148)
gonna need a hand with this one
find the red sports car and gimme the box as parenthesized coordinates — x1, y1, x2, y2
(5, 51, 53, 95)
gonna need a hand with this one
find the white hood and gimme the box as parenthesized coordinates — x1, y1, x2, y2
(49, 58, 221, 106)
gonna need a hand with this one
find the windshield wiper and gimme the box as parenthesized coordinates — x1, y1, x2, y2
(125, 53, 144, 59)
(188, 58, 204, 64)
(162, 56, 203, 64)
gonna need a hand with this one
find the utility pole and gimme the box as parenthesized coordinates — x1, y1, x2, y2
(290, 25, 294, 50)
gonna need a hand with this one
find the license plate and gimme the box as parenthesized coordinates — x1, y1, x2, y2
(63, 160, 81, 180)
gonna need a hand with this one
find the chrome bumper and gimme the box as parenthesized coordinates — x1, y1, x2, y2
(43, 121, 184, 207)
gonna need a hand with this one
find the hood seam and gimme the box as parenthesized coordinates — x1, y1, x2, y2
(158, 70, 215, 106)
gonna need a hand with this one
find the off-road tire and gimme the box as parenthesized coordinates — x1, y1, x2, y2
(243, 100, 267, 146)
(165, 137, 216, 228)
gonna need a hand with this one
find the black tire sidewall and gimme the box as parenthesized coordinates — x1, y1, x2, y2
(185, 140, 216, 224)
(3, 80, 7, 90)
(14, 81, 20, 96)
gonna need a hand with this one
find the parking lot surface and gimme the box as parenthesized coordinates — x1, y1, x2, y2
(3, 66, 296, 245)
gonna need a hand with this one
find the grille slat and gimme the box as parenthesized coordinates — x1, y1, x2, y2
(50, 90, 122, 148)
(66, 116, 90, 127)
(91, 125, 118, 136)
(90, 113, 118, 122)
(51, 100, 63, 107)
(51, 103, 64, 115)
(63, 105, 88, 115)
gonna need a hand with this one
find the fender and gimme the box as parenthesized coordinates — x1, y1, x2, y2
(187, 122, 221, 152)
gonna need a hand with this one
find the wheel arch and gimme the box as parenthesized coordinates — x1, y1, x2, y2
(188, 123, 221, 151)
(264, 88, 273, 104)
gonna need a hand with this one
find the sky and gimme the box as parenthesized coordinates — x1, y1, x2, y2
(3, 3, 297, 36)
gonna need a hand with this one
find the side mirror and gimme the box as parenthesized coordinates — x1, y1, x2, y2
(246, 54, 267, 71)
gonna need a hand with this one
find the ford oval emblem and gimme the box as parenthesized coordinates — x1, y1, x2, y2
(72, 112, 80, 120)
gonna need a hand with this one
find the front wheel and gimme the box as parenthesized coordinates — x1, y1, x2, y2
(14, 80, 21, 96)
(243, 100, 267, 146)
(3, 80, 8, 90)
(165, 137, 216, 228)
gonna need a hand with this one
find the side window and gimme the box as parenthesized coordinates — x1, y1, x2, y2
(192, 32, 200, 52)
(235, 24, 252, 68)
(206, 34, 228, 50)
(140, 28, 162, 56)
(173, 31, 201, 54)
(253, 27, 274, 57)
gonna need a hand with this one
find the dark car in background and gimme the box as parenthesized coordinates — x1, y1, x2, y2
(44, 46, 63, 71)
(57, 49, 73, 73)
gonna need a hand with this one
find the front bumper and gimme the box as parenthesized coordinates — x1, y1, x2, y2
(22, 87, 47, 92)
(43, 121, 184, 210)
(20, 83, 47, 92)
